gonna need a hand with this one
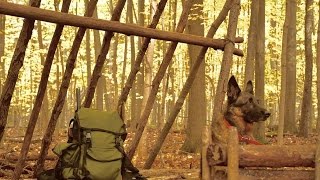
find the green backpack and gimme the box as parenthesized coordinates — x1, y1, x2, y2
(38, 108, 144, 180)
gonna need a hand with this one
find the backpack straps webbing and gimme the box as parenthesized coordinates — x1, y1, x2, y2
(80, 127, 127, 136)
(114, 141, 139, 173)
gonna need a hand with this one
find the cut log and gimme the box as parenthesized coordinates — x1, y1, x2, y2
(0, 1, 244, 56)
(227, 127, 239, 180)
(208, 144, 316, 168)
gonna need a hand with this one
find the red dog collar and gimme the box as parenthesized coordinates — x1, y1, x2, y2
(224, 119, 262, 145)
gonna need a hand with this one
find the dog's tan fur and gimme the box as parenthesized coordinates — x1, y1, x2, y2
(212, 76, 270, 144)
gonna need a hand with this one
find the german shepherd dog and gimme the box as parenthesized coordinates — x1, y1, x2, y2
(224, 76, 271, 144)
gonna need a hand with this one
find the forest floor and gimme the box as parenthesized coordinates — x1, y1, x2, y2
(0, 127, 318, 179)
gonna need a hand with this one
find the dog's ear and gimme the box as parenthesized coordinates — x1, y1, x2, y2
(227, 76, 241, 103)
(245, 80, 254, 95)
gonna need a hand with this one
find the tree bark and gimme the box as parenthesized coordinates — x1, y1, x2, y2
(316, 2, 320, 133)
(0, 0, 41, 142)
(85, 26, 91, 87)
(227, 127, 239, 180)
(316, 140, 320, 179)
(143, 0, 236, 168)
(117, 0, 169, 119)
(244, 0, 258, 85)
(127, 0, 137, 128)
(0, 1, 244, 56)
(277, 1, 288, 145)
(210, 0, 241, 144)
(127, 0, 194, 160)
(299, 0, 313, 137)
(83, 0, 126, 108)
(213, 167, 314, 180)
(34, 0, 98, 176)
(112, 34, 119, 102)
(0, 0, 5, 95)
(12, 1, 72, 179)
(92, 7, 103, 111)
(284, 0, 297, 133)
(208, 144, 316, 168)
(182, 0, 205, 153)
(135, 0, 145, 127)
(253, 0, 265, 141)
(138, 0, 156, 161)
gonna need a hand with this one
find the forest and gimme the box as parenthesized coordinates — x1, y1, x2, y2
(0, 0, 319, 179)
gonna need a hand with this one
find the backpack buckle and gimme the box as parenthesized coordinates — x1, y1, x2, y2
(85, 131, 92, 147)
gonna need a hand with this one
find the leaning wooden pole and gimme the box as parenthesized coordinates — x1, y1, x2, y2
(34, 0, 98, 176)
(211, 0, 240, 142)
(143, 0, 236, 169)
(13, 1, 72, 179)
(0, 0, 41, 142)
(117, 0, 168, 117)
(127, 0, 194, 160)
(0, 1, 243, 56)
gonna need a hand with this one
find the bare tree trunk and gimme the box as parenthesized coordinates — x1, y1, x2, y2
(92, 7, 103, 110)
(85, 23, 91, 87)
(138, 0, 156, 161)
(34, 0, 98, 176)
(182, 0, 205, 153)
(126, 0, 137, 129)
(316, 2, 320, 133)
(277, 2, 288, 145)
(37, 20, 49, 134)
(0, 0, 5, 95)
(299, 0, 313, 137)
(112, 34, 119, 102)
(284, 0, 297, 134)
(253, 0, 265, 142)
(135, 0, 145, 126)
(244, 0, 258, 85)
(12, 1, 71, 179)
(117, 0, 169, 120)
(211, 0, 241, 144)
(127, 0, 194, 160)
(83, 0, 127, 108)
(143, 0, 235, 169)
(0, 0, 41, 142)
(121, 36, 128, 90)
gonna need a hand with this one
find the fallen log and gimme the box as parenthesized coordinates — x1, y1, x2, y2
(213, 166, 314, 180)
(5, 153, 57, 162)
(208, 144, 316, 168)
(0, 1, 244, 56)
(5, 137, 42, 143)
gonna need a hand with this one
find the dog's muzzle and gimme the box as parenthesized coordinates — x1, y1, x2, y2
(263, 111, 271, 120)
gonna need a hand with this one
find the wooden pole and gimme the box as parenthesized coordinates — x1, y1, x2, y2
(227, 127, 239, 180)
(315, 137, 320, 179)
(82, 0, 127, 107)
(12, 1, 71, 179)
(143, 0, 236, 169)
(117, 0, 169, 117)
(201, 126, 212, 180)
(34, 0, 98, 176)
(127, 0, 194, 160)
(0, 0, 41, 142)
(0, 1, 244, 56)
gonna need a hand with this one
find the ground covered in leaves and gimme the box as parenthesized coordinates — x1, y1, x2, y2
(0, 127, 318, 179)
